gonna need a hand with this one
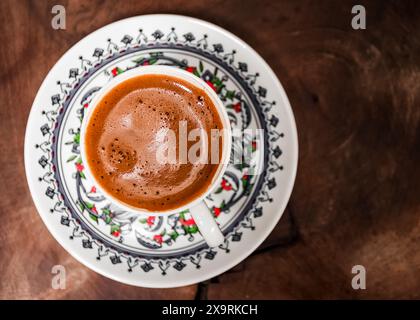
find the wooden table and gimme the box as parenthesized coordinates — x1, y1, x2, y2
(1, 0, 419, 299)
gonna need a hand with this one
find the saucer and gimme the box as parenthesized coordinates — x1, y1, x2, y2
(24, 14, 298, 288)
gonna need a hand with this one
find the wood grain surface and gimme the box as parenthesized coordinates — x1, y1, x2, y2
(0, 0, 419, 299)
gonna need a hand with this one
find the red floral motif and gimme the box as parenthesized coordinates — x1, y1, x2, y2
(213, 207, 221, 217)
(179, 217, 196, 226)
(153, 234, 163, 244)
(206, 81, 217, 92)
(91, 205, 98, 214)
(111, 67, 119, 76)
(83, 103, 89, 108)
(75, 163, 84, 172)
(251, 140, 257, 151)
(142, 60, 150, 66)
(242, 173, 250, 189)
(186, 66, 196, 73)
(111, 230, 120, 237)
(146, 216, 155, 226)
(90, 186, 96, 193)
(233, 102, 241, 113)
(221, 178, 233, 191)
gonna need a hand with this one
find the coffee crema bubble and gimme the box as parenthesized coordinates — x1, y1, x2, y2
(84, 74, 223, 211)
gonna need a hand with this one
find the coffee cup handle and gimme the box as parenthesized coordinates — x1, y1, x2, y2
(189, 201, 224, 247)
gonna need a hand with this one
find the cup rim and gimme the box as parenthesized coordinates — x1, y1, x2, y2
(80, 65, 232, 215)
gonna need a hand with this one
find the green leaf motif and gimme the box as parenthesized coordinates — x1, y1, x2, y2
(110, 224, 120, 234)
(66, 155, 77, 163)
(132, 57, 145, 63)
(73, 132, 80, 145)
(242, 178, 248, 188)
(233, 163, 250, 171)
(85, 202, 94, 209)
(199, 61, 204, 72)
(105, 215, 112, 224)
(212, 76, 222, 86)
(149, 58, 157, 65)
(225, 90, 236, 100)
(89, 213, 98, 223)
(187, 225, 199, 234)
(214, 186, 223, 194)
(169, 231, 179, 240)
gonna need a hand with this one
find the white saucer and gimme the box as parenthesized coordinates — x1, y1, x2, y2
(24, 14, 298, 288)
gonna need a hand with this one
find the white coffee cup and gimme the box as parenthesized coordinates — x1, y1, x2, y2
(80, 65, 232, 247)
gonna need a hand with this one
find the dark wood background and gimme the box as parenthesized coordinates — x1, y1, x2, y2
(1, 0, 419, 299)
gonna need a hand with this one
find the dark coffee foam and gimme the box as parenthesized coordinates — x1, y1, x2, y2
(85, 74, 223, 211)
